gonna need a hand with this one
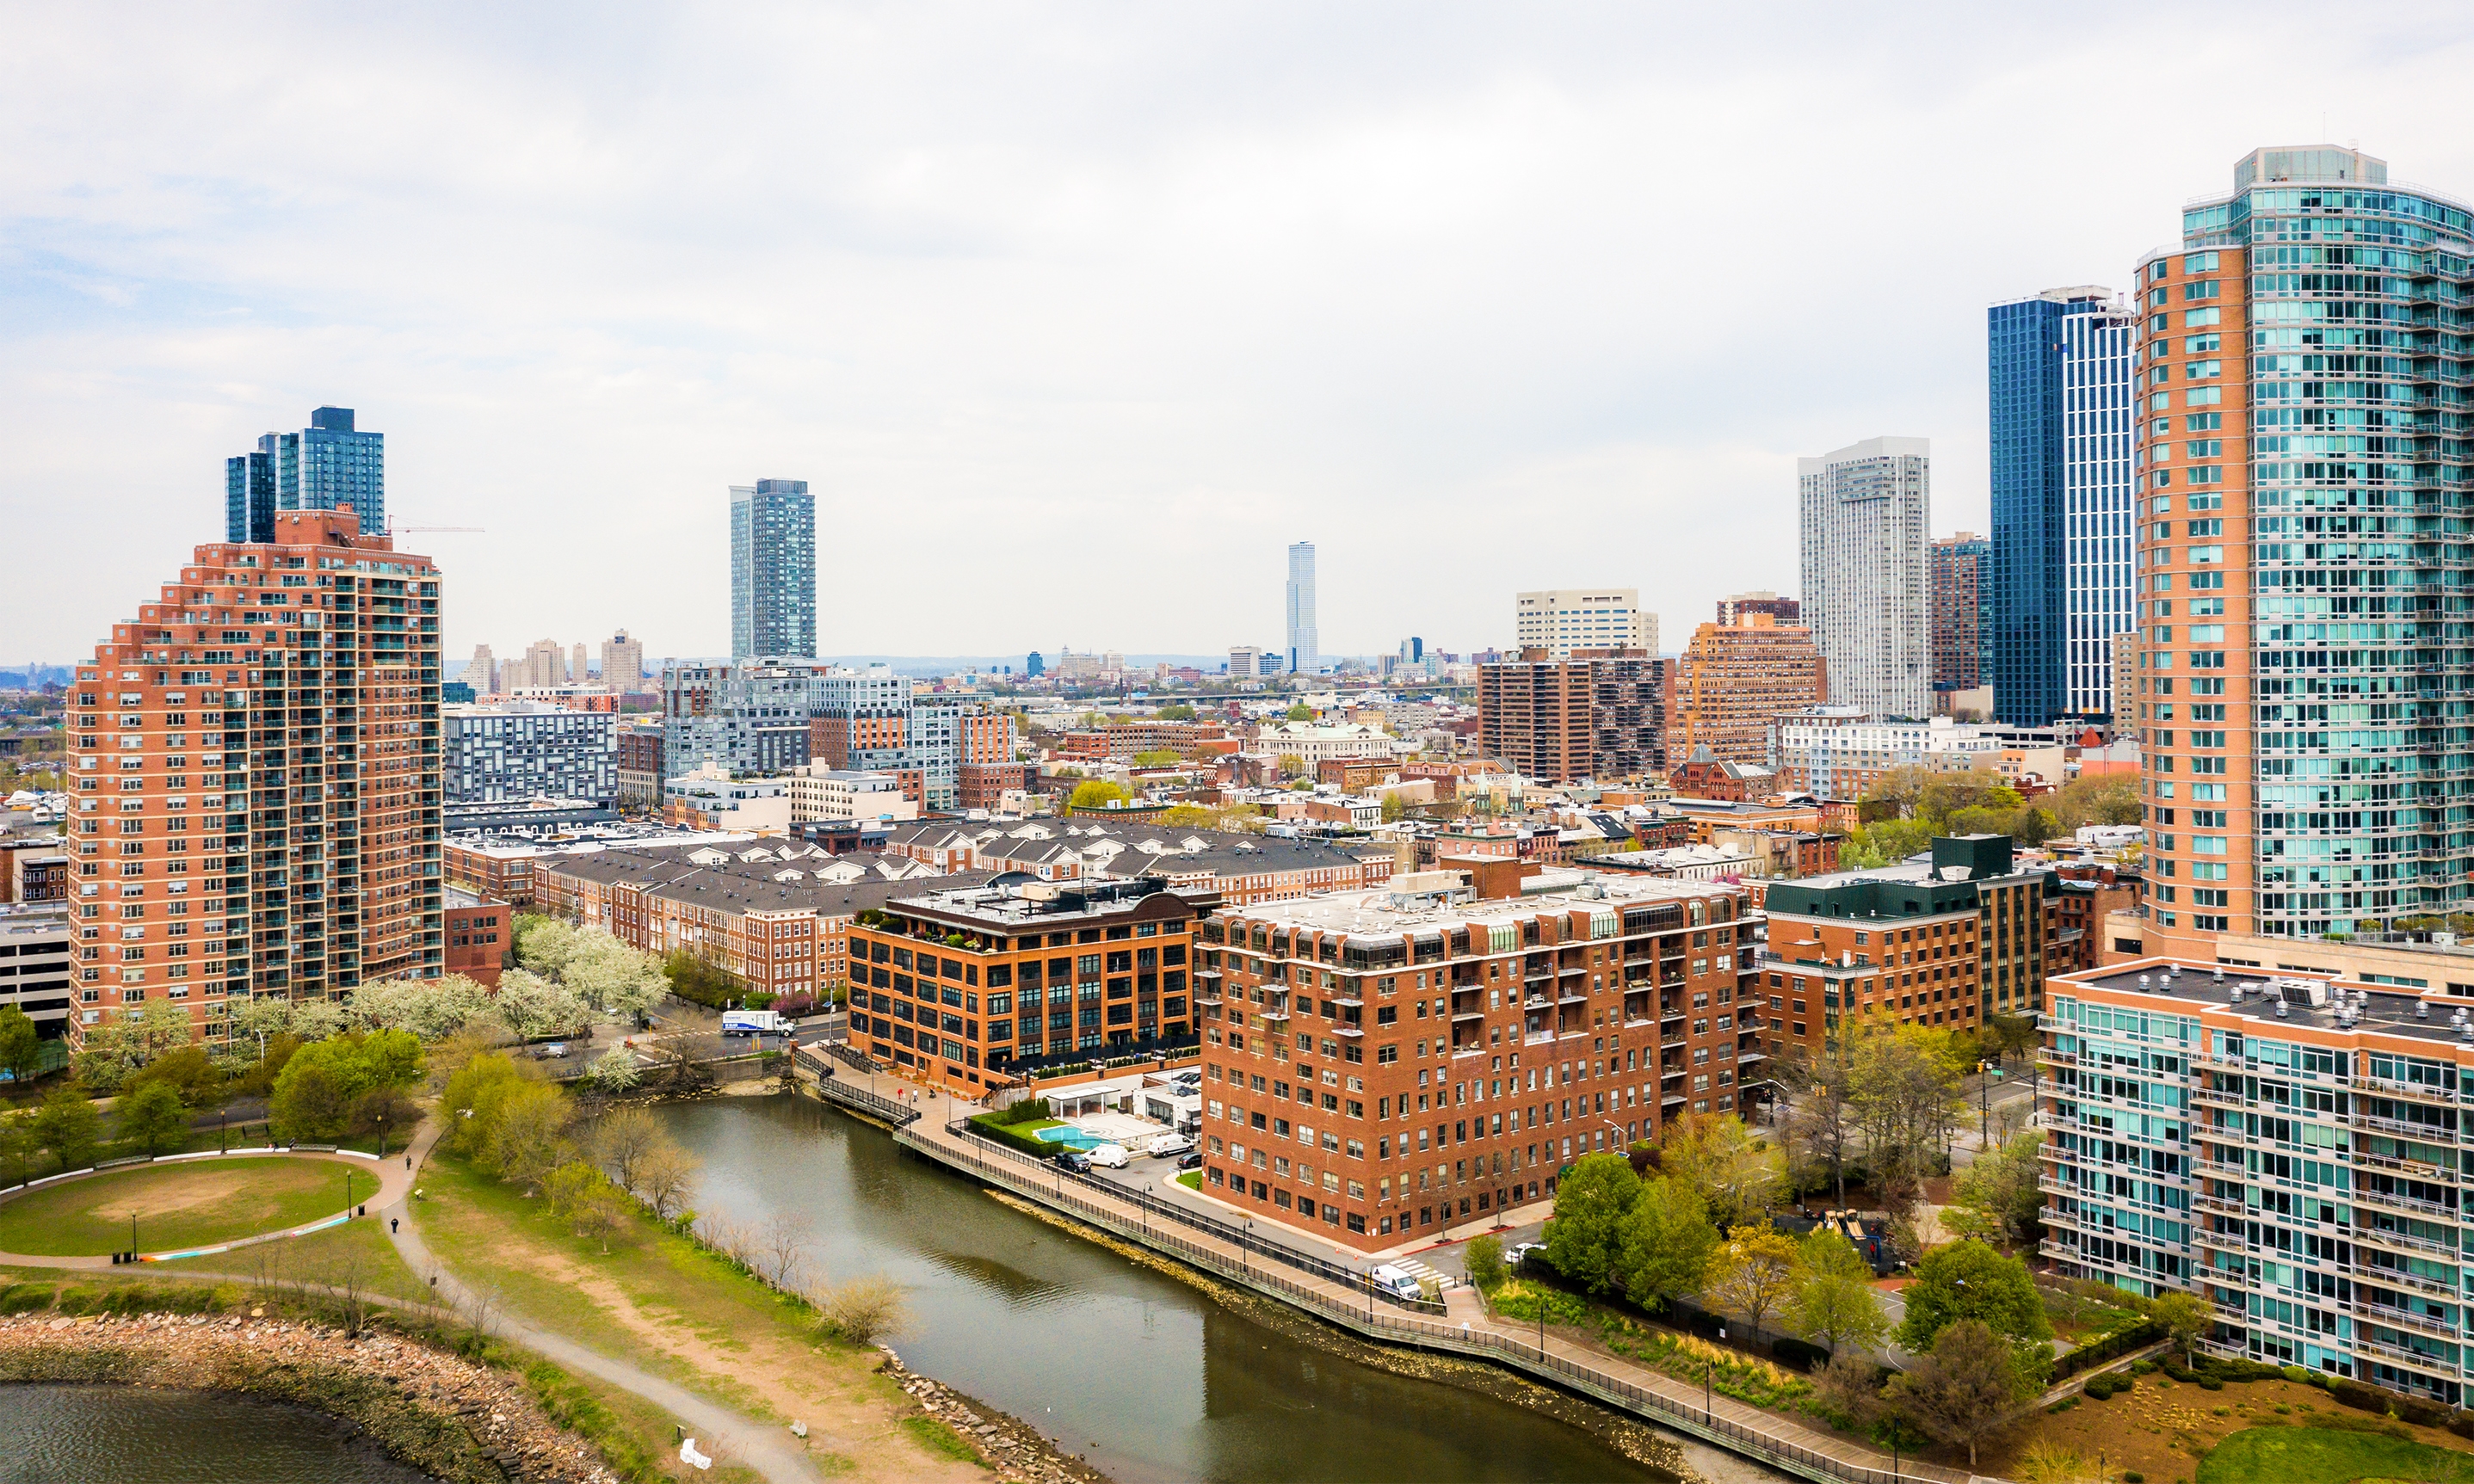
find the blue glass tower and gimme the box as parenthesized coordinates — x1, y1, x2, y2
(299, 406, 385, 535)
(1990, 289, 2137, 723)
(730, 479, 817, 658)
(225, 409, 381, 541)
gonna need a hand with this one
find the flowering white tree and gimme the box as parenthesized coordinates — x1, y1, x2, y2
(559, 931, 669, 1019)
(492, 969, 589, 1041)
(348, 974, 497, 1041)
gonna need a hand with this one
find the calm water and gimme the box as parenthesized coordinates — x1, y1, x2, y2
(659, 1094, 1670, 1484)
(0, 1383, 435, 1484)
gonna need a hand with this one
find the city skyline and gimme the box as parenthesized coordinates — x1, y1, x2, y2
(10, 9, 2465, 662)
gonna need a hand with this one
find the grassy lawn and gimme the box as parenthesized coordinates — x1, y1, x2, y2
(1176, 1171, 1201, 1191)
(157, 1210, 435, 1305)
(2196, 1426, 2474, 1484)
(0, 1156, 373, 1255)
(415, 1151, 983, 1484)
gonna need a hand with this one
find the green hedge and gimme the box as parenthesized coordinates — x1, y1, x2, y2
(968, 1100, 1059, 1157)
(2051, 1317, 2164, 1381)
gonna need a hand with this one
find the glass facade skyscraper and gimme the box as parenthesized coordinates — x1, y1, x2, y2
(225, 409, 381, 542)
(730, 478, 816, 659)
(2132, 145, 2474, 951)
(1286, 541, 1318, 674)
(1990, 289, 2138, 724)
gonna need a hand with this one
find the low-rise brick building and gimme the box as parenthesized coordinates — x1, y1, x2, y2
(1194, 867, 1758, 1249)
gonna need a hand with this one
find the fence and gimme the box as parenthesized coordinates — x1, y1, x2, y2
(905, 1123, 1968, 1484)
(942, 1118, 1445, 1316)
(796, 1047, 920, 1128)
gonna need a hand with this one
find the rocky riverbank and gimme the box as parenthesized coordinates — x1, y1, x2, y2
(877, 1348, 1112, 1484)
(0, 1308, 616, 1483)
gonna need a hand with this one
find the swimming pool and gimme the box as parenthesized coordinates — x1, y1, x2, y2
(1031, 1126, 1113, 1151)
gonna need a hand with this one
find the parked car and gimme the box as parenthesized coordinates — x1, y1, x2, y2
(1089, 1142, 1130, 1169)
(1147, 1133, 1195, 1158)
(1176, 1151, 1204, 1171)
(1055, 1148, 1095, 1173)
(535, 1043, 570, 1060)
(1508, 1241, 1548, 1270)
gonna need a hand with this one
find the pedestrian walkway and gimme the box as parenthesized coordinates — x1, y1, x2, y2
(902, 1102, 1974, 1484)
(384, 1124, 829, 1484)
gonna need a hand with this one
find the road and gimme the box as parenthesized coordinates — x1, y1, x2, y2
(384, 1123, 829, 1484)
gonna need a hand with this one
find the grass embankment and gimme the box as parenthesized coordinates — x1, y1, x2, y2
(0, 1156, 370, 1255)
(415, 1150, 985, 1484)
(1984, 1368, 2474, 1484)
(155, 1210, 435, 1304)
(0, 1256, 734, 1484)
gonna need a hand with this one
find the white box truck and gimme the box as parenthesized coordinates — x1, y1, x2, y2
(720, 1009, 787, 1036)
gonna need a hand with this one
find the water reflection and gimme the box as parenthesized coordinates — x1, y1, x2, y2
(0, 1383, 436, 1484)
(658, 1094, 1668, 1484)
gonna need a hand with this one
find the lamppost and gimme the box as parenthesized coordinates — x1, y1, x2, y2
(1703, 1359, 1712, 1425)
(378, 1109, 390, 1161)
(130, 1211, 137, 1259)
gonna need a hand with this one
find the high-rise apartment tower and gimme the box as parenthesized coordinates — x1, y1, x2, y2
(1929, 533, 1990, 695)
(2131, 145, 2474, 952)
(71, 508, 443, 1047)
(1798, 437, 1932, 719)
(1990, 289, 2138, 724)
(730, 479, 816, 659)
(1286, 542, 1319, 674)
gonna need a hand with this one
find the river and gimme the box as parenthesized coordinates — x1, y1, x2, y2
(659, 1093, 1712, 1484)
(0, 1382, 437, 1483)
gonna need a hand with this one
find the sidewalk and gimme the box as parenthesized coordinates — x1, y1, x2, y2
(901, 1102, 1970, 1484)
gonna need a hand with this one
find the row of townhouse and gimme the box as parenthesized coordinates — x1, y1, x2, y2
(879, 820, 1395, 904)
(531, 838, 967, 999)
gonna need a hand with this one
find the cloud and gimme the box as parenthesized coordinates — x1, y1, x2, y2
(4, 2, 2471, 664)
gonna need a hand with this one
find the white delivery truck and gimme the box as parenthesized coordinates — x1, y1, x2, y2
(720, 1009, 788, 1036)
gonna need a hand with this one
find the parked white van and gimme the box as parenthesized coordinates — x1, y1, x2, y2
(1367, 1265, 1422, 1301)
(1088, 1143, 1130, 1169)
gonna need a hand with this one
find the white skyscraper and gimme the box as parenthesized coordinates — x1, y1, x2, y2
(1798, 437, 1931, 719)
(1286, 541, 1319, 674)
(1515, 588, 1657, 659)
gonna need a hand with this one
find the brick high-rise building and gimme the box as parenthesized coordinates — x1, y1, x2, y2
(1666, 613, 1827, 768)
(1478, 651, 1665, 785)
(2128, 145, 2474, 958)
(1929, 533, 1990, 694)
(70, 508, 443, 1046)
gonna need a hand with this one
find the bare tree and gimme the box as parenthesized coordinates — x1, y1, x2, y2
(636, 1142, 700, 1222)
(758, 1211, 815, 1290)
(313, 1236, 377, 1335)
(461, 1281, 506, 1341)
(806, 1275, 911, 1346)
(1782, 1041, 1858, 1206)
(589, 1106, 664, 1189)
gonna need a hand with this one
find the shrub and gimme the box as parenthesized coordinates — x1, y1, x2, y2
(2129, 1359, 2156, 1376)
(1464, 1235, 1507, 1290)
(967, 1106, 1063, 1157)
(2123, 1472, 2143, 1482)
(2196, 1376, 2223, 1390)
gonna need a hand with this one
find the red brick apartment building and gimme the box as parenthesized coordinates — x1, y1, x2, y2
(1052, 721, 1232, 761)
(444, 886, 509, 987)
(68, 509, 443, 1047)
(881, 821, 1394, 904)
(848, 877, 1211, 1093)
(1194, 868, 1759, 1249)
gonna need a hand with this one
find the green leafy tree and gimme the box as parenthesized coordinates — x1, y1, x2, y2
(2052, 771, 2142, 830)
(0, 1005, 40, 1085)
(1154, 704, 1197, 721)
(1658, 1115, 1784, 1230)
(118, 1078, 191, 1156)
(126, 1046, 225, 1108)
(489, 1081, 572, 1194)
(1896, 1239, 2053, 1382)
(1068, 779, 1129, 811)
(1541, 1153, 1640, 1295)
(1130, 749, 1182, 767)
(31, 1087, 101, 1173)
(270, 1031, 423, 1141)
(440, 1051, 537, 1158)
(1618, 1175, 1718, 1313)
(1701, 1225, 1803, 1342)
(1284, 702, 1314, 721)
(1885, 1319, 2026, 1469)
(1945, 1129, 2045, 1247)
(1788, 1229, 1888, 1354)
(1463, 1234, 1507, 1290)
(2150, 1290, 2211, 1363)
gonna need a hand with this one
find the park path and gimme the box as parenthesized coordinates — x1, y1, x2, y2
(0, 1144, 414, 1270)
(382, 1119, 830, 1484)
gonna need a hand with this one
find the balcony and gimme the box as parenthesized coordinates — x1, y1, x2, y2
(2192, 1085, 2247, 1110)
(2349, 1148, 2449, 1179)
(2353, 1111, 2459, 1142)
(2357, 1299, 2462, 1344)
(2361, 1265, 2460, 1301)
(2353, 1184, 2458, 1222)
(2357, 1074, 2459, 1105)
(2349, 1334, 2459, 1376)
(2354, 1223, 2458, 1259)
(2192, 1192, 2249, 1218)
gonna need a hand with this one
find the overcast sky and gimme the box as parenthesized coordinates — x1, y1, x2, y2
(7, 3, 2471, 668)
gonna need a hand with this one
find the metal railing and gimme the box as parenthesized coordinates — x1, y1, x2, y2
(939, 1118, 1445, 1315)
(795, 1047, 921, 1127)
(910, 1124, 1965, 1484)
